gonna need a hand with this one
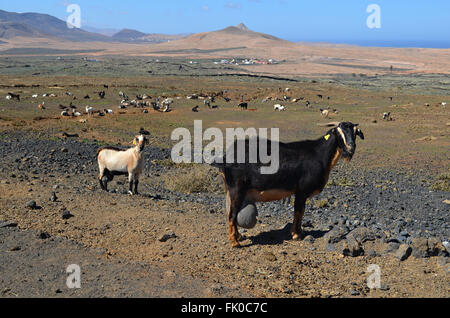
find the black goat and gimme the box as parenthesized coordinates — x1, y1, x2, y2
(98, 91, 106, 99)
(238, 102, 248, 110)
(211, 122, 364, 247)
(7, 92, 20, 101)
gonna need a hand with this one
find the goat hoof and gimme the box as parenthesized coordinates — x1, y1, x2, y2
(292, 233, 300, 240)
(231, 242, 241, 248)
(128, 191, 134, 195)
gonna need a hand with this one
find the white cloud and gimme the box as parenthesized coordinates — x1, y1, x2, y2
(224, 2, 242, 9)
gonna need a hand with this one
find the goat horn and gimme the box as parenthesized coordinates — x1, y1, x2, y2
(317, 122, 340, 127)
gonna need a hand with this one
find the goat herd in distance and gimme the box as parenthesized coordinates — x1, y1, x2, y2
(4, 87, 447, 123)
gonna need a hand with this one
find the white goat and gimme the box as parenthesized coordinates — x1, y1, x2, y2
(320, 109, 329, 118)
(273, 104, 286, 111)
(382, 112, 392, 121)
(97, 135, 148, 195)
(86, 106, 94, 115)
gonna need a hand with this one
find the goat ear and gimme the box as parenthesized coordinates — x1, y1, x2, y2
(356, 128, 365, 140)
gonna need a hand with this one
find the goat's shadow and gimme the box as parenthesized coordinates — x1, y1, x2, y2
(245, 223, 328, 247)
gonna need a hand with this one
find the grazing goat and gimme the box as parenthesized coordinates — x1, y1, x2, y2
(97, 135, 148, 195)
(192, 105, 199, 112)
(238, 102, 248, 110)
(274, 104, 286, 111)
(32, 94, 38, 98)
(86, 106, 94, 115)
(7, 93, 20, 101)
(382, 112, 392, 121)
(211, 122, 364, 247)
(98, 91, 106, 99)
(119, 91, 129, 100)
(320, 109, 329, 118)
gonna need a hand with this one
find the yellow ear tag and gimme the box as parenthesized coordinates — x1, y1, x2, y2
(324, 134, 331, 141)
(132, 139, 136, 145)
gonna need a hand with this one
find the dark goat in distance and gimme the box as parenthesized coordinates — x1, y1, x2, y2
(7, 92, 20, 101)
(238, 102, 248, 110)
(211, 122, 364, 247)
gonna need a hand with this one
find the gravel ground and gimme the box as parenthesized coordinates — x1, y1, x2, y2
(0, 226, 248, 298)
(1, 132, 446, 242)
(0, 131, 448, 297)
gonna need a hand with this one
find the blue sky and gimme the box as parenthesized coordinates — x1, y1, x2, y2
(1, 0, 450, 47)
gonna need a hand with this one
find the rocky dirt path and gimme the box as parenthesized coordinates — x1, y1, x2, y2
(0, 225, 250, 298)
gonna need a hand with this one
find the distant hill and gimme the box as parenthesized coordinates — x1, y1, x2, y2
(0, 21, 47, 39)
(112, 28, 189, 43)
(112, 28, 147, 41)
(151, 23, 289, 53)
(236, 23, 249, 31)
(217, 25, 281, 41)
(0, 9, 111, 42)
(0, 10, 189, 44)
